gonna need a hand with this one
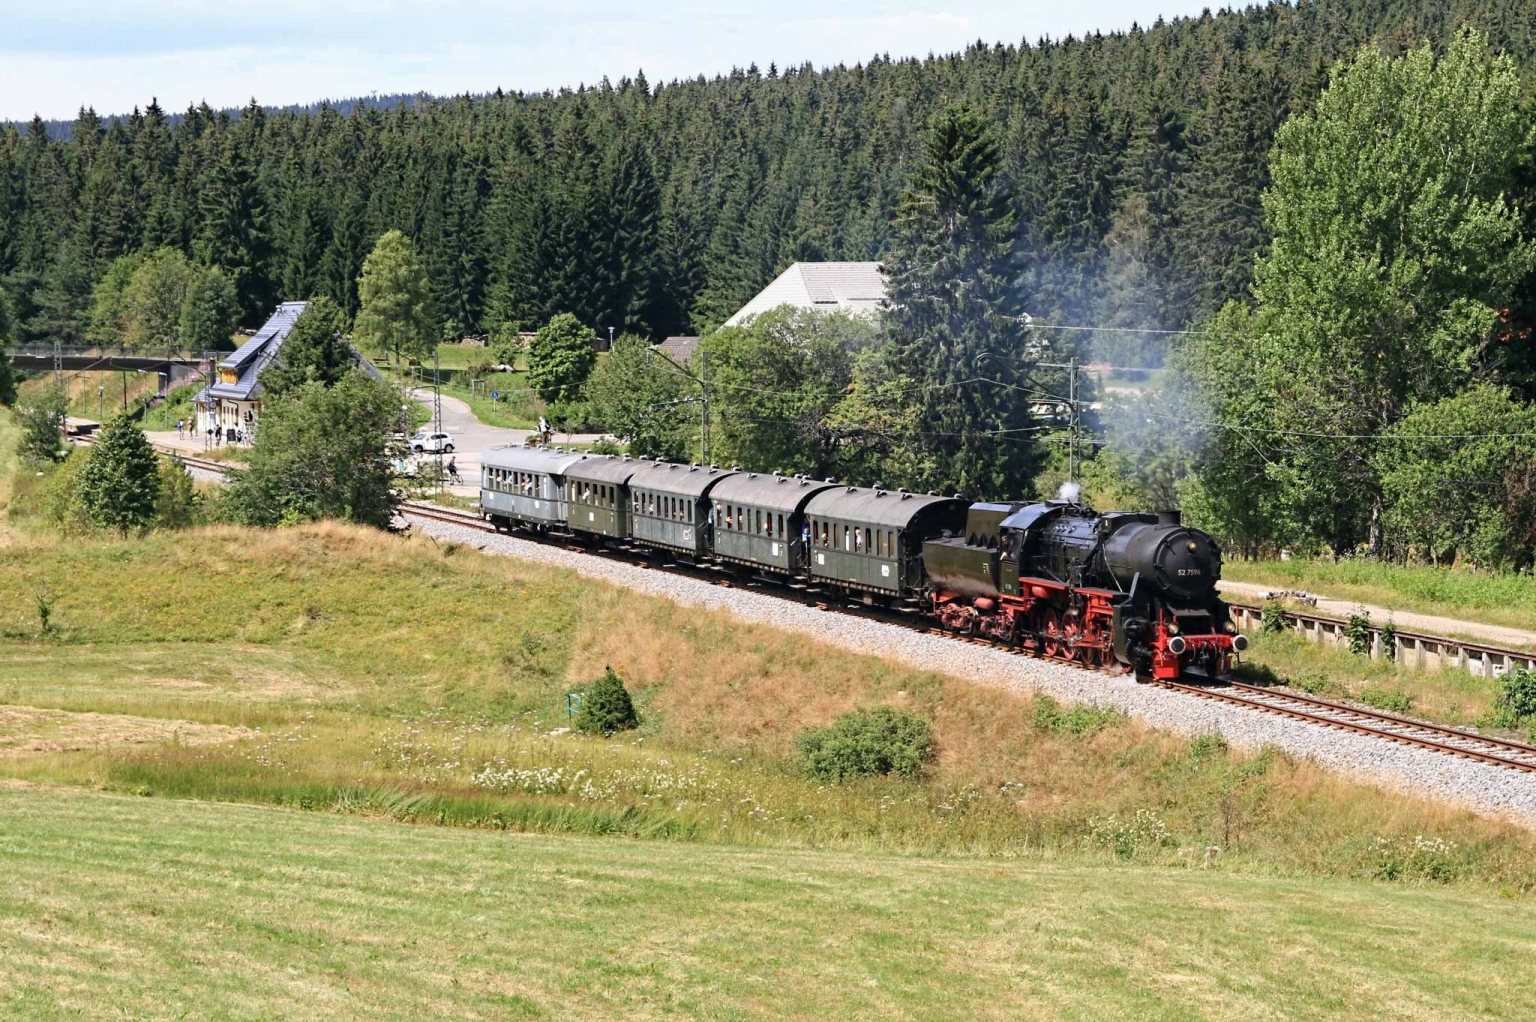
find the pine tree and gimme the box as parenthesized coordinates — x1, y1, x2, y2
(0, 287, 16, 405)
(179, 266, 240, 350)
(76, 414, 161, 536)
(260, 296, 353, 398)
(885, 103, 1034, 497)
(1099, 84, 1189, 364)
(196, 126, 273, 323)
(1173, 58, 1279, 321)
(600, 133, 662, 335)
(31, 234, 95, 345)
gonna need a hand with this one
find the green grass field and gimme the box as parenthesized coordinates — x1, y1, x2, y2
(1225, 558, 1536, 635)
(2, 523, 1534, 889)
(3, 785, 1532, 1022)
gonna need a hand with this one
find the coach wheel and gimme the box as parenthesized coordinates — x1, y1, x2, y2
(1040, 610, 1064, 658)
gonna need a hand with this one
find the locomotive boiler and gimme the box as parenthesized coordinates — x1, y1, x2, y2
(922, 500, 1246, 680)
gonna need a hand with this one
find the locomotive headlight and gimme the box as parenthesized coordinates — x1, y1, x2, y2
(1166, 622, 1179, 636)
(1168, 635, 1188, 655)
(1187, 541, 1198, 552)
(1232, 634, 1250, 653)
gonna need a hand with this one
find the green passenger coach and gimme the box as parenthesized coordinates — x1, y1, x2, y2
(709, 473, 836, 573)
(563, 455, 638, 539)
(802, 487, 969, 595)
(627, 461, 737, 555)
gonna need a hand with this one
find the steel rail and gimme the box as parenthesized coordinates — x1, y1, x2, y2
(1150, 679, 1536, 774)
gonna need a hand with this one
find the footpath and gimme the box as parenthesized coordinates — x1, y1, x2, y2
(1217, 579, 1536, 650)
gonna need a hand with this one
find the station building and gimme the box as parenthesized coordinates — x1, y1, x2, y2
(192, 301, 381, 443)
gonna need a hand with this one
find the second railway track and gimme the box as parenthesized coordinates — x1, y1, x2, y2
(399, 500, 1536, 777)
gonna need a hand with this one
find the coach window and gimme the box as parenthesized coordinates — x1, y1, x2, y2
(865, 528, 872, 553)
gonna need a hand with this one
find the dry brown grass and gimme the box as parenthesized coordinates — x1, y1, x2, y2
(0, 706, 246, 755)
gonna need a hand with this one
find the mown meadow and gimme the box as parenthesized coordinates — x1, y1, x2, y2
(5, 785, 1534, 1022)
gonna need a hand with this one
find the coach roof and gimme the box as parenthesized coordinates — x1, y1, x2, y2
(627, 460, 737, 499)
(479, 446, 587, 475)
(710, 472, 838, 514)
(562, 453, 641, 486)
(804, 486, 969, 529)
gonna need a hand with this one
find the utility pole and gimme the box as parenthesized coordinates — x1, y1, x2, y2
(1067, 355, 1079, 487)
(648, 345, 711, 464)
(698, 348, 711, 465)
(432, 346, 443, 497)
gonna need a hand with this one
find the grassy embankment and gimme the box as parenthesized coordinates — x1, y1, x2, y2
(1223, 558, 1536, 727)
(2, 522, 1535, 891)
(3, 785, 1533, 1022)
(18, 369, 162, 422)
(1224, 557, 1536, 636)
(1239, 629, 1508, 729)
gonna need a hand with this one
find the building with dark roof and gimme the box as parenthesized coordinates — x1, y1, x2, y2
(649, 335, 701, 366)
(192, 301, 381, 442)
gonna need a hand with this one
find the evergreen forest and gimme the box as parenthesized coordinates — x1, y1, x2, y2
(0, 0, 1530, 349)
(4, 0, 1536, 566)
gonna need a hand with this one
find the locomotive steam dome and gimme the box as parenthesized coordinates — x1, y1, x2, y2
(1102, 510, 1222, 604)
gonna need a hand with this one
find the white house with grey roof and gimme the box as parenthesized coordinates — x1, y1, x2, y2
(722, 261, 887, 327)
(192, 301, 381, 442)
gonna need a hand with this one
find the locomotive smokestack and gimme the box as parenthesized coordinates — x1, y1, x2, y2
(1158, 509, 1182, 527)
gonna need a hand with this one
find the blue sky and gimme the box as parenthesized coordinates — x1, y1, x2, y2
(3, 1, 1217, 121)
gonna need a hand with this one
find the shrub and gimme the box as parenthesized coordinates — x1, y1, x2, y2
(1494, 668, 1536, 725)
(1189, 732, 1229, 761)
(573, 667, 639, 736)
(1356, 686, 1413, 714)
(1031, 695, 1125, 737)
(795, 706, 935, 782)
(1260, 601, 1287, 635)
(1347, 608, 1372, 657)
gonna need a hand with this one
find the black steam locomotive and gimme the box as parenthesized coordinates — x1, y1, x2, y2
(921, 501, 1245, 680)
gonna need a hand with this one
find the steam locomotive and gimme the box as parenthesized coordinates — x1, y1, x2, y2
(480, 447, 1246, 682)
(922, 501, 1245, 680)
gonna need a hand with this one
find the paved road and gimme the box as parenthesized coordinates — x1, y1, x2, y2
(408, 389, 609, 496)
(1218, 579, 1536, 649)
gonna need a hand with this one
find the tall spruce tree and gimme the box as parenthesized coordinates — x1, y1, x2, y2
(196, 122, 273, 323)
(885, 103, 1034, 498)
(75, 414, 161, 536)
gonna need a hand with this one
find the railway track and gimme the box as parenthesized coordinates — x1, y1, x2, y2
(75, 434, 232, 476)
(399, 500, 1536, 776)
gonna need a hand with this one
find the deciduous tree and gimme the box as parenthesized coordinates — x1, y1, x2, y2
(225, 372, 403, 528)
(353, 230, 437, 368)
(527, 313, 596, 404)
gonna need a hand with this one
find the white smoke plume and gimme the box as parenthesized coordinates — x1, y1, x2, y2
(1058, 481, 1082, 503)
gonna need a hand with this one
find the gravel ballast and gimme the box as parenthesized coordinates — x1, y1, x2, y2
(414, 517, 1536, 827)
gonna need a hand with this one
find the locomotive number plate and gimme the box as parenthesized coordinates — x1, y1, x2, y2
(1176, 568, 1201, 576)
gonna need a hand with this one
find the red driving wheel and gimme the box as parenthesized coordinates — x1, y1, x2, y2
(1040, 609, 1064, 658)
